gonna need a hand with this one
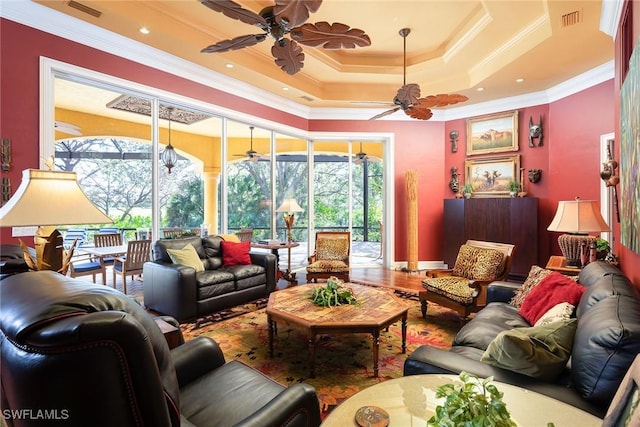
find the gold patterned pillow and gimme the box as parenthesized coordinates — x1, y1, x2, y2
(452, 245, 505, 280)
(509, 265, 578, 308)
(316, 238, 348, 261)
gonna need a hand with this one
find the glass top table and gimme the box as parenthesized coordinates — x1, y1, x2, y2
(321, 374, 602, 426)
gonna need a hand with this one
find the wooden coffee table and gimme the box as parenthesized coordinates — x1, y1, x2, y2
(266, 283, 408, 378)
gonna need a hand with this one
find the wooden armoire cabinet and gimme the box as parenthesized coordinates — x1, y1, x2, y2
(443, 198, 538, 280)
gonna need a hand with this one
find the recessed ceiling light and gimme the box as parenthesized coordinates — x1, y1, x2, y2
(225, 63, 234, 68)
(476, 87, 484, 92)
(516, 78, 524, 83)
(282, 87, 289, 91)
(139, 27, 150, 34)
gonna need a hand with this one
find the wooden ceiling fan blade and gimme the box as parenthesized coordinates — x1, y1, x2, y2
(272, 38, 305, 75)
(417, 93, 469, 108)
(274, 0, 322, 30)
(201, 34, 267, 53)
(369, 107, 401, 120)
(395, 84, 421, 106)
(291, 22, 371, 49)
(405, 105, 433, 120)
(200, 0, 267, 28)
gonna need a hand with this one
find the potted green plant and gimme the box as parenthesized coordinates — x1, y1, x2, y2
(508, 180, 520, 197)
(428, 372, 517, 427)
(595, 237, 610, 259)
(462, 183, 474, 199)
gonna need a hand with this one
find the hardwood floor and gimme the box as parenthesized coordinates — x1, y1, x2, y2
(281, 267, 427, 295)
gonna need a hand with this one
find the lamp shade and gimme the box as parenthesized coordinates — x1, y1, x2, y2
(547, 199, 610, 233)
(0, 169, 113, 227)
(276, 198, 303, 213)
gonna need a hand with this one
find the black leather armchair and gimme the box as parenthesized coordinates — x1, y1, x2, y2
(0, 271, 321, 427)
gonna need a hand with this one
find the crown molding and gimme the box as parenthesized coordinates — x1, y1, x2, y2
(2, 0, 614, 123)
(1, 0, 311, 120)
(600, 0, 625, 39)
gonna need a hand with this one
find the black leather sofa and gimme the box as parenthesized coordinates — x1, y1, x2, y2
(0, 271, 321, 427)
(143, 235, 277, 321)
(404, 261, 640, 418)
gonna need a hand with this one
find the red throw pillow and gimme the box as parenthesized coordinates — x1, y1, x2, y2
(519, 272, 585, 325)
(221, 240, 252, 266)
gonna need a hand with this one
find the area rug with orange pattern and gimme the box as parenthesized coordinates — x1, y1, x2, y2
(180, 298, 459, 419)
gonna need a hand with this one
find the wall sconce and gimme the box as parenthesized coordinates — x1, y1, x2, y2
(1, 138, 11, 172)
(161, 107, 177, 174)
(449, 130, 459, 153)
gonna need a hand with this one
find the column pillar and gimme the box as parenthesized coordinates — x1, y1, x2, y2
(202, 168, 220, 234)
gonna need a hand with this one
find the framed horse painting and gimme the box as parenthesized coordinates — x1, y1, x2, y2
(466, 110, 519, 155)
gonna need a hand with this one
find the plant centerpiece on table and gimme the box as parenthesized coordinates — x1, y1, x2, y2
(310, 276, 357, 307)
(428, 371, 520, 427)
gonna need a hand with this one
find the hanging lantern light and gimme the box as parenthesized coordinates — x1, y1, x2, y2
(161, 107, 177, 173)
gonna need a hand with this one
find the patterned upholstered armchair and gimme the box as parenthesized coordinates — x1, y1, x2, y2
(419, 240, 515, 322)
(306, 231, 350, 282)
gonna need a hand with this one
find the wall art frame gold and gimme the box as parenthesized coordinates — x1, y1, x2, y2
(466, 110, 519, 155)
(464, 155, 520, 197)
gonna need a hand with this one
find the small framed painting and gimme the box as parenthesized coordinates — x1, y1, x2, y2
(464, 155, 520, 197)
(467, 110, 519, 155)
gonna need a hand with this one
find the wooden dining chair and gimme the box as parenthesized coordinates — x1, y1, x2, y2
(68, 239, 104, 284)
(112, 240, 151, 294)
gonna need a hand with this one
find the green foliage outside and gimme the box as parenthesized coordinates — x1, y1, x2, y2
(57, 138, 384, 244)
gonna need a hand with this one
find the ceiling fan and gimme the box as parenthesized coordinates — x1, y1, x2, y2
(353, 142, 381, 165)
(200, 0, 371, 75)
(369, 28, 469, 121)
(234, 126, 269, 162)
(54, 120, 82, 136)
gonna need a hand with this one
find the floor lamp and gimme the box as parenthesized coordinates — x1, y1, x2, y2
(0, 169, 113, 273)
(276, 198, 303, 283)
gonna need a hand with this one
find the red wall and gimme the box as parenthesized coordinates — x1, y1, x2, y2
(2, 18, 634, 280)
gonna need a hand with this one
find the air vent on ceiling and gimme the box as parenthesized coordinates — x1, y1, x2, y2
(561, 10, 582, 27)
(67, 1, 102, 18)
(300, 95, 314, 102)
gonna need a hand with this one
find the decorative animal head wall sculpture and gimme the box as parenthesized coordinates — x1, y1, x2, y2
(528, 116, 543, 147)
(528, 169, 542, 183)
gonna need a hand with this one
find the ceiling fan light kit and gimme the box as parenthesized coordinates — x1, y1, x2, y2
(200, 0, 370, 75)
(370, 28, 469, 121)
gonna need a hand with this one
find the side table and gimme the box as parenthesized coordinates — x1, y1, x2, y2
(545, 255, 581, 275)
(154, 318, 182, 349)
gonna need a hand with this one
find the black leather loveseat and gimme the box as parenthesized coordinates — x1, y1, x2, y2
(404, 261, 640, 418)
(143, 235, 277, 321)
(0, 271, 321, 427)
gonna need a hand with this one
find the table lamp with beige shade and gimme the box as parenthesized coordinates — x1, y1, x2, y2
(0, 169, 113, 273)
(275, 198, 303, 282)
(547, 198, 610, 267)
